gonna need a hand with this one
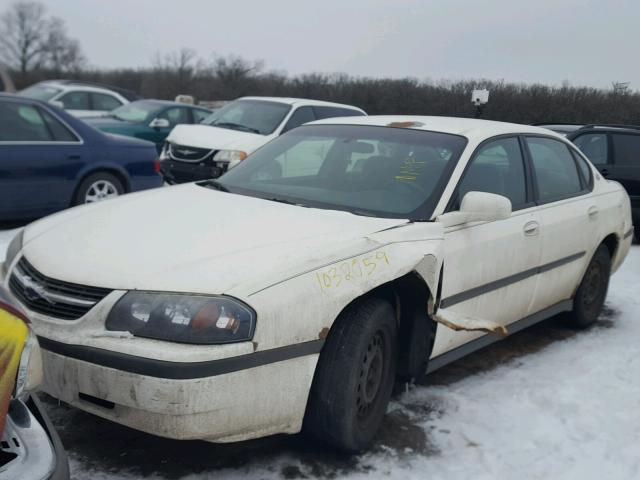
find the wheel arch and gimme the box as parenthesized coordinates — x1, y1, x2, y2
(323, 269, 438, 382)
(71, 166, 131, 205)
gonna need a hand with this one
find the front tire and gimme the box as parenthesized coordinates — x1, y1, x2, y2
(73, 172, 124, 205)
(565, 244, 611, 329)
(304, 297, 397, 453)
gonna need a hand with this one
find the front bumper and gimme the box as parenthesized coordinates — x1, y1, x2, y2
(39, 339, 319, 443)
(0, 394, 69, 480)
(160, 159, 226, 184)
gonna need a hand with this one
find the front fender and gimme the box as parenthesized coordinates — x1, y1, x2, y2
(246, 236, 444, 352)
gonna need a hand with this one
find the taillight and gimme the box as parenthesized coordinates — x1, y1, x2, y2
(154, 159, 161, 173)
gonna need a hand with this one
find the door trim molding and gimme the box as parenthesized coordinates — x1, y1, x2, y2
(440, 252, 585, 308)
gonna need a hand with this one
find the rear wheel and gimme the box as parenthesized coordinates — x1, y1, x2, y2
(565, 244, 611, 329)
(304, 297, 397, 453)
(73, 172, 124, 205)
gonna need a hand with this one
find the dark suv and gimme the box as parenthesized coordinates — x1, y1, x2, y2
(539, 124, 639, 241)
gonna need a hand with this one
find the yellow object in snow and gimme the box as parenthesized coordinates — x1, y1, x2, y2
(0, 308, 28, 436)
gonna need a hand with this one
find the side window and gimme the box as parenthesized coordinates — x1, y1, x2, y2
(92, 93, 122, 111)
(192, 109, 211, 123)
(59, 91, 90, 110)
(313, 106, 364, 120)
(572, 133, 608, 165)
(159, 107, 189, 126)
(282, 106, 315, 133)
(526, 137, 583, 202)
(611, 134, 640, 165)
(456, 137, 527, 210)
(0, 102, 52, 141)
(40, 109, 78, 142)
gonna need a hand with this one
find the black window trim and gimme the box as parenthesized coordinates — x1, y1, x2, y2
(0, 98, 83, 145)
(444, 133, 535, 214)
(281, 106, 317, 134)
(523, 134, 592, 206)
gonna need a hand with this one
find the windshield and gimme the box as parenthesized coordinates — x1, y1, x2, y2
(18, 84, 61, 101)
(111, 101, 161, 123)
(213, 124, 467, 219)
(201, 99, 291, 135)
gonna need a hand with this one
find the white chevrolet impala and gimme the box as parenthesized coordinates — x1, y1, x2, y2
(0, 116, 633, 452)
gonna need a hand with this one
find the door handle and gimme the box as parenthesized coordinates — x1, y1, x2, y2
(523, 221, 539, 236)
(588, 206, 599, 220)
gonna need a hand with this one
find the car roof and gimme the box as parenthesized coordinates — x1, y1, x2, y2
(128, 99, 211, 109)
(307, 115, 563, 140)
(238, 96, 365, 112)
(31, 80, 140, 101)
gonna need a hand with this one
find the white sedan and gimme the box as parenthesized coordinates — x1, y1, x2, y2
(0, 116, 633, 452)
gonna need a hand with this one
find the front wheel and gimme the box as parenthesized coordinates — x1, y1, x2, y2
(73, 172, 124, 205)
(304, 297, 397, 453)
(565, 244, 611, 329)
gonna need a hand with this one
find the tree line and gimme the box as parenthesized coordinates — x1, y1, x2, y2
(2, 1, 640, 125)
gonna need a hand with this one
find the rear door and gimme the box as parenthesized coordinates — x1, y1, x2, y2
(437, 136, 542, 354)
(0, 99, 83, 219)
(523, 136, 595, 314)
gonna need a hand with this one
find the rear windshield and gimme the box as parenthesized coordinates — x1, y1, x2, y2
(201, 100, 291, 135)
(214, 124, 467, 219)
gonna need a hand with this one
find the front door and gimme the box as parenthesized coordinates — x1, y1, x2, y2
(434, 136, 542, 356)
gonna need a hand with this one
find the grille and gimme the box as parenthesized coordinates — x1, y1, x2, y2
(169, 143, 214, 162)
(9, 257, 112, 320)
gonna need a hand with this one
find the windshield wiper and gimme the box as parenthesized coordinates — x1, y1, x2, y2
(265, 197, 307, 207)
(212, 122, 260, 134)
(204, 180, 229, 192)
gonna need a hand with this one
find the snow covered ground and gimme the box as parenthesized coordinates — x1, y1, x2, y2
(1, 228, 639, 479)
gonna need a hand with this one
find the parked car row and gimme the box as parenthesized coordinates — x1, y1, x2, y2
(0, 115, 633, 458)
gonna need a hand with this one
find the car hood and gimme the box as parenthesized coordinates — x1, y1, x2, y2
(167, 124, 267, 153)
(21, 184, 409, 297)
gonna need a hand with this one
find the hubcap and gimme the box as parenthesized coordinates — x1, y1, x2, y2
(85, 180, 119, 203)
(356, 331, 385, 419)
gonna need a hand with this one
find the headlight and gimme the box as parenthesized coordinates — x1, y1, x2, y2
(213, 150, 247, 168)
(15, 332, 44, 399)
(106, 292, 256, 344)
(2, 229, 24, 275)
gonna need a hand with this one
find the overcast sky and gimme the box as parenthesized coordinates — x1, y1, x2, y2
(5, 0, 639, 89)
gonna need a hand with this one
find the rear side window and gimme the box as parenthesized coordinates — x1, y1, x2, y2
(611, 134, 640, 165)
(313, 106, 365, 120)
(282, 106, 315, 133)
(455, 137, 527, 210)
(0, 101, 52, 141)
(526, 137, 583, 202)
(572, 133, 608, 165)
(40, 109, 78, 142)
(59, 91, 90, 110)
(92, 93, 122, 111)
(192, 109, 211, 123)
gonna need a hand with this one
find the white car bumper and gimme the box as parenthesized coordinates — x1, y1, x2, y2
(39, 341, 319, 442)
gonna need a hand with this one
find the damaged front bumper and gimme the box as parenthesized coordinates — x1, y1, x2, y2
(0, 394, 69, 480)
(38, 336, 320, 443)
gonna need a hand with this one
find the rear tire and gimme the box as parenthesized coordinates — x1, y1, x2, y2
(304, 297, 397, 453)
(565, 244, 611, 329)
(73, 172, 124, 205)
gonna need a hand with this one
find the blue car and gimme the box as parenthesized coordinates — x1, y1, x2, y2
(0, 94, 163, 221)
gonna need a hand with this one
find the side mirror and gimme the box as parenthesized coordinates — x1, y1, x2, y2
(437, 191, 512, 227)
(49, 100, 65, 110)
(149, 118, 170, 129)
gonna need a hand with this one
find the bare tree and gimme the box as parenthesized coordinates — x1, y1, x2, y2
(0, 1, 85, 79)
